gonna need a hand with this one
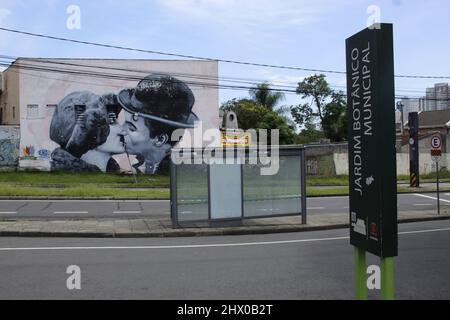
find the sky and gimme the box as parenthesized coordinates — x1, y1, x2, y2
(0, 0, 449, 108)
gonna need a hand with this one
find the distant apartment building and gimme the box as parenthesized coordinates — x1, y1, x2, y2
(421, 83, 450, 111)
(397, 97, 421, 125)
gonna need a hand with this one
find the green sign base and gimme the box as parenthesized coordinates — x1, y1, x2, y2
(381, 257, 395, 300)
(354, 246, 395, 300)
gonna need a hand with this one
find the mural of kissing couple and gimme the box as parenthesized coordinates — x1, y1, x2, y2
(49, 74, 199, 175)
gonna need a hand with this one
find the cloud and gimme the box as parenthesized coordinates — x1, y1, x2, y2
(0, 8, 11, 22)
(158, 0, 336, 29)
(257, 68, 302, 82)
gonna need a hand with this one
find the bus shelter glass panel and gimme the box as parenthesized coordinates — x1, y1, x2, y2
(243, 155, 302, 218)
(177, 164, 209, 222)
(209, 164, 242, 220)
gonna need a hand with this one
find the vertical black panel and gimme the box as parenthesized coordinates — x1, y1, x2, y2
(346, 24, 398, 258)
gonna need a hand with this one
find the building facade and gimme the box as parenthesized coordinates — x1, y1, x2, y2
(421, 83, 450, 111)
(0, 68, 20, 125)
(0, 58, 219, 173)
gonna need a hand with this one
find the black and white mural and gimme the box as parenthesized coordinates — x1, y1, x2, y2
(49, 74, 199, 174)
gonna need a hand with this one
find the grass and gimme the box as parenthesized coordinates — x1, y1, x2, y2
(0, 171, 170, 199)
(1, 171, 450, 199)
(0, 171, 169, 188)
(308, 174, 450, 186)
(0, 185, 169, 199)
(307, 175, 349, 186)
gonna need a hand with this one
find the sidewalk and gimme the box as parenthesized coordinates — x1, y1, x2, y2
(0, 210, 448, 238)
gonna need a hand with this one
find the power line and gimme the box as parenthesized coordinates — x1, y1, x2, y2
(0, 55, 444, 98)
(0, 54, 298, 91)
(3, 60, 450, 103)
(1, 27, 450, 80)
(0, 27, 344, 75)
(0, 61, 301, 95)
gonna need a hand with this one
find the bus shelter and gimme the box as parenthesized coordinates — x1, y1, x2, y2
(170, 146, 307, 228)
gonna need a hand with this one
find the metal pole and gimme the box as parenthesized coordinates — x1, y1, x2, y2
(437, 162, 440, 216)
(354, 247, 367, 300)
(381, 257, 395, 300)
(301, 148, 307, 225)
(170, 157, 178, 229)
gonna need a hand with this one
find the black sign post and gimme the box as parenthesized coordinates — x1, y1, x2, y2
(409, 112, 420, 187)
(346, 23, 398, 300)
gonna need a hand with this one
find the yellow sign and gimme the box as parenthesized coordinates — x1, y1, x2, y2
(221, 131, 251, 147)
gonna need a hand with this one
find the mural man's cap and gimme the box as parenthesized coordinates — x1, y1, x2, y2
(117, 74, 199, 128)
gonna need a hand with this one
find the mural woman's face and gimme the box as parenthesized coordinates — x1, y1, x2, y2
(96, 122, 127, 155)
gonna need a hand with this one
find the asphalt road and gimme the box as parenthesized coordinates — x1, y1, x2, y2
(0, 192, 447, 219)
(0, 219, 449, 300)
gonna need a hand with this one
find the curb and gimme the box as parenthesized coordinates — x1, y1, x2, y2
(0, 190, 448, 201)
(0, 216, 449, 239)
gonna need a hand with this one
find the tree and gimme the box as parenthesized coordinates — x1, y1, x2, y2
(249, 82, 296, 128)
(221, 99, 267, 130)
(291, 74, 348, 142)
(220, 98, 295, 145)
(321, 92, 347, 142)
(292, 74, 332, 124)
(293, 122, 325, 145)
(249, 82, 285, 112)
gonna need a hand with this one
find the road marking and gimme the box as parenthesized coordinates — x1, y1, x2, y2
(1, 227, 449, 252)
(414, 194, 450, 204)
(308, 207, 325, 210)
(0, 236, 350, 251)
(399, 228, 450, 235)
(413, 204, 433, 206)
(0, 212, 17, 214)
(54, 212, 89, 214)
(0, 200, 169, 203)
(113, 211, 142, 214)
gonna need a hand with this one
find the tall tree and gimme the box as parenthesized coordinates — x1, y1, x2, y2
(321, 92, 348, 142)
(291, 74, 348, 142)
(249, 82, 297, 128)
(249, 82, 285, 112)
(292, 74, 333, 123)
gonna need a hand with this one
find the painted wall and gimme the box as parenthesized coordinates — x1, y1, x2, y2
(16, 59, 219, 174)
(0, 126, 20, 168)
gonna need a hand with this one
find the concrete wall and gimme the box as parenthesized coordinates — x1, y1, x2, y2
(0, 126, 20, 169)
(0, 69, 20, 125)
(305, 143, 348, 176)
(307, 142, 449, 176)
(332, 152, 448, 176)
(15, 59, 220, 173)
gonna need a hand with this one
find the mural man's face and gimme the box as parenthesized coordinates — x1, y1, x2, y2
(123, 111, 172, 167)
(123, 111, 154, 156)
(96, 122, 126, 155)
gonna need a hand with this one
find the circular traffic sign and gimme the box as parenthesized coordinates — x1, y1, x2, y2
(431, 135, 442, 150)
